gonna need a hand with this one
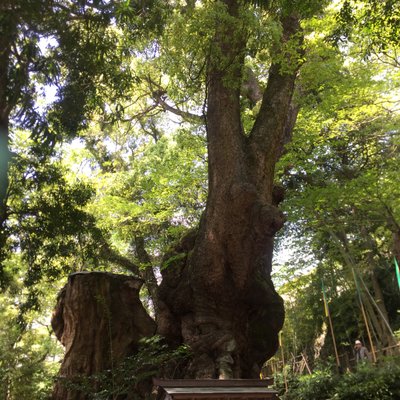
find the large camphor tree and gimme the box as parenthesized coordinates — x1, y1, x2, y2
(153, 2, 304, 378)
(105, 0, 315, 379)
(10, 0, 399, 388)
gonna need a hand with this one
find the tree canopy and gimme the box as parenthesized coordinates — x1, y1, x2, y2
(0, 0, 399, 398)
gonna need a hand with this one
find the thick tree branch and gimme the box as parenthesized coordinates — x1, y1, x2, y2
(246, 15, 303, 196)
(250, 15, 302, 150)
(154, 94, 204, 123)
(99, 242, 141, 278)
(134, 236, 161, 320)
(241, 66, 263, 106)
(206, 0, 248, 188)
(148, 78, 204, 124)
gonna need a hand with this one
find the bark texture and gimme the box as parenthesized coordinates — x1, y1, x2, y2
(51, 272, 156, 400)
(52, 0, 304, 386)
(0, 0, 15, 223)
(156, 3, 303, 379)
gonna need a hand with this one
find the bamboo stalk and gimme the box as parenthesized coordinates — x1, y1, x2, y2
(327, 304, 341, 369)
(359, 273, 396, 338)
(279, 332, 288, 392)
(352, 268, 377, 363)
(322, 281, 341, 369)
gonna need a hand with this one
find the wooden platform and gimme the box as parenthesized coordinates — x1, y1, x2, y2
(153, 379, 278, 400)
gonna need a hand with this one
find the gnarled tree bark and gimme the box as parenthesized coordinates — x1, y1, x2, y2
(51, 272, 156, 400)
(52, 0, 304, 387)
(0, 0, 15, 227)
(156, 2, 303, 379)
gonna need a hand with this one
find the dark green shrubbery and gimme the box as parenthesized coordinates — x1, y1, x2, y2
(57, 335, 190, 399)
(334, 358, 400, 400)
(274, 357, 400, 400)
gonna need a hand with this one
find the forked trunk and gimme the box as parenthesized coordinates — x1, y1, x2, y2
(157, 3, 302, 378)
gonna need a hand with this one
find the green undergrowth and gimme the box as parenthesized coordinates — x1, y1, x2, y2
(57, 335, 191, 399)
(274, 356, 400, 400)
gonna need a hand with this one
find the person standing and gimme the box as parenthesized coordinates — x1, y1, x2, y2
(354, 340, 371, 363)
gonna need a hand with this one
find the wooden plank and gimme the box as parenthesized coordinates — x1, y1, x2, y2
(153, 379, 274, 388)
(170, 394, 278, 400)
(153, 378, 278, 400)
(164, 388, 276, 394)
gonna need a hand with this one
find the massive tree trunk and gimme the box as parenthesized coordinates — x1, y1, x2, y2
(157, 2, 302, 379)
(0, 117, 9, 224)
(0, 1, 14, 224)
(51, 0, 303, 388)
(51, 272, 156, 400)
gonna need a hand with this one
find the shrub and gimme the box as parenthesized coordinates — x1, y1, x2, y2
(275, 365, 338, 400)
(57, 335, 191, 399)
(274, 357, 400, 400)
(334, 358, 400, 400)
